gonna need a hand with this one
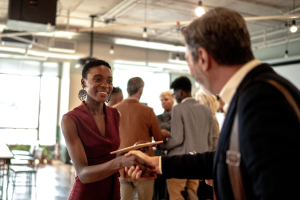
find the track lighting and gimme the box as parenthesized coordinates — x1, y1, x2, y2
(143, 27, 147, 38)
(290, 20, 297, 33)
(110, 45, 114, 54)
(195, 1, 205, 17)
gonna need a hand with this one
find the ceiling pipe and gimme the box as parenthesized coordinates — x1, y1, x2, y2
(72, 14, 300, 32)
(90, 15, 97, 57)
(10, 36, 49, 50)
(252, 34, 300, 49)
(253, 37, 300, 50)
(99, 0, 138, 22)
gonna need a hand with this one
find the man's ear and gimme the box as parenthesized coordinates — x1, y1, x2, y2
(178, 89, 182, 97)
(198, 47, 210, 72)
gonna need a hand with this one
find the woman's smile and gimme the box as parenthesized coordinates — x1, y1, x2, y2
(98, 91, 109, 97)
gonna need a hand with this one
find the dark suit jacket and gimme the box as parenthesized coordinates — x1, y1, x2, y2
(161, 64, 300, 200)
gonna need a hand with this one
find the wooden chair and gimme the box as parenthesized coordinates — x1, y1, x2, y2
(7, 148, 43, 199)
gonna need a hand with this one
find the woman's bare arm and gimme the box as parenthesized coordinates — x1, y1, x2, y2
(61, 115, 154, 184)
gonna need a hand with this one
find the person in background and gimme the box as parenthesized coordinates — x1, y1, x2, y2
(154, 90, 174, 200)
(157, 90, 174, 137)
(195, 91, 220, 200)
(107, 87, 123, 107)
(195, 91, 220, 150)
(160, 76, 213, 200)
(215, 94, 225, 113)
(113, 77, 169, 200)
(214, 94, 226, 131)
(61, 60, 153, 200)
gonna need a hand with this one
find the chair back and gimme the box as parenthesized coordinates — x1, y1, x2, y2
(33, 148, 43, 170)
(29, 145, 35, 155)
(29, 141, 39, 156)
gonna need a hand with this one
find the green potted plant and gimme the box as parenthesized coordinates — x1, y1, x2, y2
(46, 151, 55, 164)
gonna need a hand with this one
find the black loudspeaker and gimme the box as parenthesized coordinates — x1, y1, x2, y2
(7, 0, 57, 32)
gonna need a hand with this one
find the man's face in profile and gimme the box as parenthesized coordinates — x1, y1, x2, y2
(185, 46, 209, 93)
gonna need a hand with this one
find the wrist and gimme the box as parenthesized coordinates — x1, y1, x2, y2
(116, 156, 125, 169)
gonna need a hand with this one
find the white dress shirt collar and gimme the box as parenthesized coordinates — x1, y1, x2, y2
(219, 59, 261, 113)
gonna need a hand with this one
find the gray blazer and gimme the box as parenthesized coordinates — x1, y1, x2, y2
(161, 98, 213, 156)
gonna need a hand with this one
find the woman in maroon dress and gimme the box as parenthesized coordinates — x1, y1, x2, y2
(61, 60, 153, 200)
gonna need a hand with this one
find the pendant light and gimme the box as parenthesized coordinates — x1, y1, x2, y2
(143, 0, 148, 38)
(290, 20, 297, 33)
(195, 1, 205, 17)
(290, 0, 297, 33)
(110, 45, 114, 54)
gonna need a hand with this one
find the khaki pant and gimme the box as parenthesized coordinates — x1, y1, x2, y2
(119, 177, 154, 200)
(166, 178, 199, 200)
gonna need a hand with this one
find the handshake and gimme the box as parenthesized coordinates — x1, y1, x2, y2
(122, 150, 160, 179)
(114, 140, 162, 179)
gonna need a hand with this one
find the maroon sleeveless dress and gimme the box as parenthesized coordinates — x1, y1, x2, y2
(65, 102, 121, 200)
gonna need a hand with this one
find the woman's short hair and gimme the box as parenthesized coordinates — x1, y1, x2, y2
(195, 91, 220, 114)
(82, 60, 111, 79)
(159, 90, 174, 103)
(181, 7, 254, 66)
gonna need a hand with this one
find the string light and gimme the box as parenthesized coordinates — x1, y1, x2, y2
(110, 45, 114, 54)
(143, 27, 148, 38)
(195, 1, 205, 17)
(290, 20, 297, 33)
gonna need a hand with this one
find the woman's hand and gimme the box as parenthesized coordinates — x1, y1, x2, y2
(124, 151, 160, 179)
(120, 153, 155, 178)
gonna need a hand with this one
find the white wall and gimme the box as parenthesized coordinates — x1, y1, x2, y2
(273, 64, 300, 90)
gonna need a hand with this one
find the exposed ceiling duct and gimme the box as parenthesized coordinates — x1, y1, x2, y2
(98, 0, 139, 23)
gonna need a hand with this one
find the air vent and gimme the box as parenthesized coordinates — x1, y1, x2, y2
(49, 39, 76, 53)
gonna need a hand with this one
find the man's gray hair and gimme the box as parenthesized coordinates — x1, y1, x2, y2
(181, 7, 254, 66)
(127, 77, 144, 96)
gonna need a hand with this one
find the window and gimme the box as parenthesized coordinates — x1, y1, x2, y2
(113, 69, 170, 115)
(0, 59, 60, 145)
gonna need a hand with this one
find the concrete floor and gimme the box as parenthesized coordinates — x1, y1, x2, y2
(1, 160, 73, 200)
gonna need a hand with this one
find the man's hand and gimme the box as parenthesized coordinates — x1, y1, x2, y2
(120, 153, 155, 178)
(124, 151, 160, 179)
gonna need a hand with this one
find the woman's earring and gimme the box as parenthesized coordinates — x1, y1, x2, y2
(106, 95, 111, 103)
(78, 86, 87, 101)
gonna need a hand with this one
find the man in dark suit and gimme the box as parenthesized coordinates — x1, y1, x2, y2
(126, 7, 300, 200)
